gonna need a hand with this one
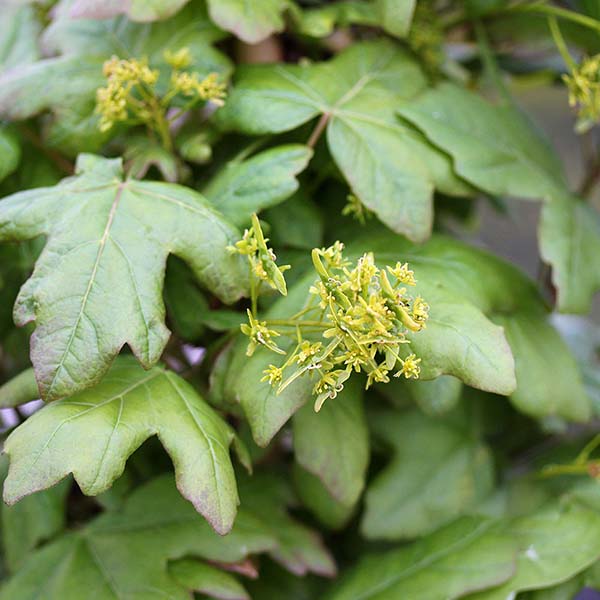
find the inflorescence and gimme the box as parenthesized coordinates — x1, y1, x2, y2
(95, 47, 226, 148)
(563, 54, 600, 133)
(233, 216, 429, 412)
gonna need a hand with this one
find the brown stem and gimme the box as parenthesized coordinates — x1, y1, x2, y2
(307, 112, 331, 149)
(579, 155, 600, 197)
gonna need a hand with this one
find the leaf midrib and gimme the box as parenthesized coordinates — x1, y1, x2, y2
(45, 183, 125, 398)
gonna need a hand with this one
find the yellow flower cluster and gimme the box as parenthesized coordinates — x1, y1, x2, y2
(238, 234, 429, 412)
(305, 248, 429, 403)
(94, 48, 227, 140)
(563, 55, 600, 133)
(164, 47, 192, 70)
(96, 57, 159, 132)
(171, 71, 226, 105)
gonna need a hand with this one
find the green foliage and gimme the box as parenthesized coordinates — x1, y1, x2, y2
(0, 154, 246, 401)
(2, 357, 246, 534)
(1, 2, 600, 598)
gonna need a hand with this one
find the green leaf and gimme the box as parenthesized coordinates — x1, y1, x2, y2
(169, 558, 249, 600)
(380, 375, 463, 416)
(292, 379, 369, 506)
(264, 192, 324, 250)
(362, 409, 494, 540)
(223, 275, 314, 447)
(553, 315, 600, 414)
(203, 145, 313, 227)
(0, 154, 246, 400)
(326, 517, 516, 600)
(398, 82, 566, 199)
(466, 504, 600, 600)
(539, 194, 600, 313)
(67, 0, 191, 22)
(399, 83, 600, 313)
(0, 127, 20, 183)
(494, 311, 591, 422)
(527, 578, 583, 600)
(0, 3, 229, 151)
(238, 472, 336, 576)
(293, 465, 356, 530)
(219, 41, 471, 241)
(0, 5, 40, 74)
(0, 475, 276, 600)
(353, 233, 519, 394)
(164, 256, 209, 341)
(0, 457, 70, 573)
(0, 368, 39, 408)
(207, 0, 292, 43)
(43, 2, 228, 70)
(0, 240, 43, 342)
(406, 296, 515, 394)
(0, 55, 102, 123)
(296, 1, 378, 38)
(377, 0, 415, 37)
(3, 357, 245, 535)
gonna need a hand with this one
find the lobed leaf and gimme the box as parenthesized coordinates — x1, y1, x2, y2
(0, 154, 246, 400)
(3, 357, 245, 535)
(0, 475, 276, 600)
(218, 41, 471, 241)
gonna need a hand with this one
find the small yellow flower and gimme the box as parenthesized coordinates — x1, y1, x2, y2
(261, 364, 283, 385)
(296, 341, 323, 365)
(388, 262, 416, 286)
(95, 82, 128, 131)
(411, 296, 429, 328)
(394, 354, 421, 379)
(171, 71, 201, 96)
(240, 309, 284, 356)
(164, 47, 192, 70)
(196, 72, 227, 106)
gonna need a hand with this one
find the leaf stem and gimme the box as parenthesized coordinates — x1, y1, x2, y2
(547, 15, 576, 71)
(307, 112, 331, 148)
